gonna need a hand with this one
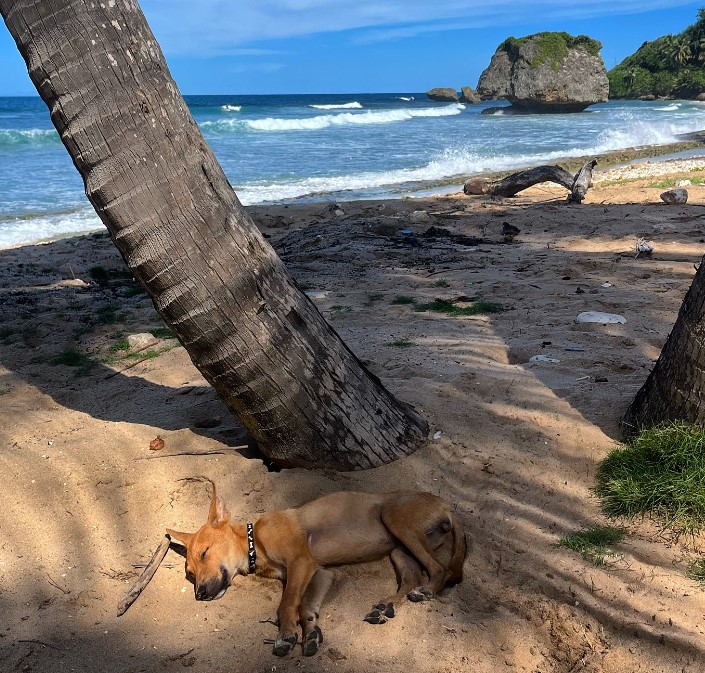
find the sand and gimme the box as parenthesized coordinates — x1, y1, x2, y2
(2, 158, 705, 673)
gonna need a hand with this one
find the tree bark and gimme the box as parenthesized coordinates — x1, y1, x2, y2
(622, 258, 705, 434)
(0, 0, 428, 469)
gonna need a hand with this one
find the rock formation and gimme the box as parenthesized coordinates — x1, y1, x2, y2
(426, 87, 459, 102)
(459, 86, 481, 104)
(477, 32, 609, 112)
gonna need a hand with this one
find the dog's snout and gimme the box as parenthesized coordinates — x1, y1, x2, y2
(195, 585, 208, 601)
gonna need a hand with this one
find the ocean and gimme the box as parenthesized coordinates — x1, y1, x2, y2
(1, 93, 705, 248)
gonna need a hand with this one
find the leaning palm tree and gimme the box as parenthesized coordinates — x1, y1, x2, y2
(0, 0, 429, 469)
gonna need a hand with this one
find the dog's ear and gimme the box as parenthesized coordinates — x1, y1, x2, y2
(166, 529, 193, 547)
(207, 481, 230, 526)
(208, 495, 230, 527)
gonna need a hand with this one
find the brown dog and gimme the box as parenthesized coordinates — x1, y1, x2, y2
(167, 483, 467, 657)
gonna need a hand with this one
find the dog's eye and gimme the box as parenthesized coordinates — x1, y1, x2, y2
(200, 548, 209, 561)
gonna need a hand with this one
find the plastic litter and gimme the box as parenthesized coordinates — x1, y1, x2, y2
(575, 311, 626, 325)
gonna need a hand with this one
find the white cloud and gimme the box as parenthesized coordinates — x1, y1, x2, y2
(141, 0, 697, 55)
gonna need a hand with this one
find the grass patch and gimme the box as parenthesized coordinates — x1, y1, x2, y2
(558, 526, 625, 565)
(365, 292, 384, 306)
(50, 348, 95, 376)
(595, 422, 705, 534)
(109, 336, 130, 352)
(649, 177, 705, 189)
(387, 338, 415, 348)
(433, 279, 450, 288)
(89, 265, 134, 284)
(150, 327, 177, 339)
(391, 295, 416, 305)
(688, 558, 705, 586)
(329, 305, 352, 316)
(120, 283, 146, 298)
(96, 304, 120, 324)
(413, 299, 504, 317)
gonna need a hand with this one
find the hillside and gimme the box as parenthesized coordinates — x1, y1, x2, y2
(609, 8, 705, 98)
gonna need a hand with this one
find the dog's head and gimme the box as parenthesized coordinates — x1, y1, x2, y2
(167, 482, 248, 601)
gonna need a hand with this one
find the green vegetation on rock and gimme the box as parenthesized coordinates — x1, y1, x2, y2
(500, 32, 602, 71)
(608, 8, 705, 98)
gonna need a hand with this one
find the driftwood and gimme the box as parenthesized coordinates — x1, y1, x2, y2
(463, 159, 597, 202)
(116, 534, 171, 616)
(569, 159, 597, 203)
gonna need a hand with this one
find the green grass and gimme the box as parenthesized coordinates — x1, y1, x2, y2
(391, 295, 416, 305)
(89, 265, 134, 284)
(649, 177, 705, 189)
(96, 304, 120, 325)
(387, 338, 415, 348)
(150, 327, 177, 339)
(50, 348, 96, 376)
(109, 336, 130, 352)
(558, 526, 625, 565)
(433, 279, 450, 288)
(329, 305, 352, 316)
(595, 422, 705, 534)
(365, 292, 384, 306)
(688, 558, 705, 586)
(413, 299, 504, 317)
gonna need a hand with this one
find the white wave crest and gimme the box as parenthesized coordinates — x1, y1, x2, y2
(0, 207, 103, 249)
(398, 97, 415, 101)
(0, 128, 59, 145)
(221, 104, 241, 112)
(656, 103, 681, 112)
(309, 102, 362, 109)
(246, 104, 464, 132)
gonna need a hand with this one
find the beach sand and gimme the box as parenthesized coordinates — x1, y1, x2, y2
(2, 158, 705, 672)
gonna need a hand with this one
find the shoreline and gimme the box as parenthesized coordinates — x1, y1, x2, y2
(3, 135, 705, 251)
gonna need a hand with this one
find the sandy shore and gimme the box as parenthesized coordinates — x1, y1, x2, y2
(2, 156, 705, 672)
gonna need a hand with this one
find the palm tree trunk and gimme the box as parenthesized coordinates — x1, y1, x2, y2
(623, 257, 705, 433)
(0, 0, 429, 469)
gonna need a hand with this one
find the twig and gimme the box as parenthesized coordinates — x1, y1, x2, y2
(134, 447, 247, 461)
(18, 639, 62, 650)
(116, 534, 171, 616)
(47, 575, 70, 595)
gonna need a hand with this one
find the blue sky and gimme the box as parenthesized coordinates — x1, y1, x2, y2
(0, 1, 704, 95)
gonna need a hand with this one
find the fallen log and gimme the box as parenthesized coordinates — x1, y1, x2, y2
(116, 534, 172, 616)
(463, 160, 597, 201)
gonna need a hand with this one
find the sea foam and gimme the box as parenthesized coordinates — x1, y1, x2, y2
(245, 104, 464, 132)
(309, 102, 362, 109)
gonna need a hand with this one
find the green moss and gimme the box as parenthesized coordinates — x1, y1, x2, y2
(501, 32, 602, 71)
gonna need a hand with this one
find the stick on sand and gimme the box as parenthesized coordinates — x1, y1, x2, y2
(117, 534, 172, 616)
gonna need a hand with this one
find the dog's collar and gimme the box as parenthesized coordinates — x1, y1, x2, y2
(247, 522, 256, 573)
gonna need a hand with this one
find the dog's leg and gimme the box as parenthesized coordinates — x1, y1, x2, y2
(364, 547, 423, 624)
(299, 568, 334, 656)
(382, 512, 449, 601)
(273, 558, 318, 657)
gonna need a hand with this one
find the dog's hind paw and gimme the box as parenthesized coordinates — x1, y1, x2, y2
(273, 634, 298, 657)
(407, 587, 434, 602)
(363, 602, 394, 624)
(302, 626, 323, 657)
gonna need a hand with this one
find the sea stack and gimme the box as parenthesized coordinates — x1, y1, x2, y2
(477, 32, 609, 113)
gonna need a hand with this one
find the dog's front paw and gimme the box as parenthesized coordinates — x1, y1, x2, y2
(272, 633, 298, 657)
(302, 625, 323, 656)
(364, 602, 394, 624)
(407, 587, 434, 602)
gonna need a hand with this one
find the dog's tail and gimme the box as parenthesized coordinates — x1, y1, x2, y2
(446, 514, 468, 586)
